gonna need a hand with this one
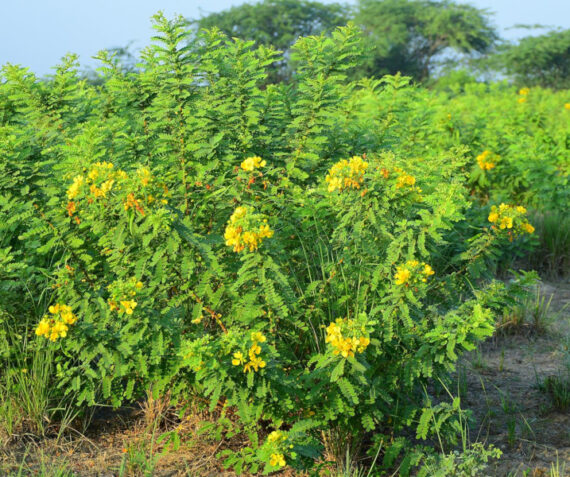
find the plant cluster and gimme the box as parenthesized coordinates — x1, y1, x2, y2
(0, 13, 559, 475)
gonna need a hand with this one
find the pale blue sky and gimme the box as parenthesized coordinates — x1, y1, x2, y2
(1, 0, 568, 76)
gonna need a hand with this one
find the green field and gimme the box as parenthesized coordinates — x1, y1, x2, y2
(1, 9, 569, 477)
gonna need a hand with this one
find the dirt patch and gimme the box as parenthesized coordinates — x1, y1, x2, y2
(463, 280, 570, 476)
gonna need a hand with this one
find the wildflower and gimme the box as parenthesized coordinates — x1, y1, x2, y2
(325, 318, 370, 358)
(67, 175, 84, 199)
(232, 351, 245, 366)
(120, 300, 137, 315)
(224, 206, 273, 253)
(66, 201, 76, 216)
(423, 264, 434, 277)
(50, 321, 68, 341)
(241, 156, 266, 172)
(519, 87, 530, 96)
(244, 355, 266, 372)
(396, 171, 416, 188)
(268, 431, 284, 443)
(137, 167, 152, 186)
(251, 331, 266, 343)
(517, 97, 527, 104)
(270, 453, 286, 467)
(325, 156, 368, 193)
(394, 260, 435, 286)
(488, 203, 534, 237)
(565, 103, 570, 110)
(124, 193, 145, 215)
(476, 150, 497, 170)
(35, 318, 51, 337)
(394, 267, 411, 285)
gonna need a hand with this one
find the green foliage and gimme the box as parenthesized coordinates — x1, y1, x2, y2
(192, 0, 350, 83)
(0, 13, 563, 475)
(354, 0, 498, 81)
(498, 28, 570, 90)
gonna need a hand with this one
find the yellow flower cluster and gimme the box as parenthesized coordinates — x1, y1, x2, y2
(108, 278, 143, 315)
(268, 430, 285, 443)
(137, 167, 152, 186)
(269, 453, 286, 467)
(66, 163, 166, 219)
(488, 204, 535, 237)
(325, 156, 369, 193)
(565, 103, 570, 110)
(393, 167, 417, 189)
(35, 304, 78, 341)
(67, 162, 126, 202)
(394, 260, 435, 286)
(325, 318, 370, 359)
(224, 206, 274, 253)
(67, 175, 84, 200)
(232, 332, 267, 373)
(476, 150, 497, 170)
(518, 87, 529, 103)
(240, 156, 266, 172)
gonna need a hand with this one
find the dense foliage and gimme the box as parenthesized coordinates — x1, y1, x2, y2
(497, 28, 570, 90)
(1, 13, 567, 475)
(191, 0, 349, 83)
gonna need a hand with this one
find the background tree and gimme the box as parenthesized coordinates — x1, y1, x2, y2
(355, 0, 498, 81)
(192, 0, 349, 82)
(497, 28, 570, 89)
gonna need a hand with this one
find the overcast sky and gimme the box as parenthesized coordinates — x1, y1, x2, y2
(1, 0, 568, 76)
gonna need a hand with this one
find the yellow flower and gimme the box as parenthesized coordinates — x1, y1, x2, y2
(35, 318, 51, 337)
(476, 150, 496, 170)
(521, 222, 535, 234)
(269, 453, 286, 467)
(488, 211, 499, 223)
(244, 355, 266, 373)
(268, 431, 284, 443)
(137, 167, 152, 186)
(224, 207, 273, 253)
(50, 321, 68, 341)
(240, 156, 266, 171)
(232, 351, 245, 366)
(67, 175, 84, 199)
(251, 331, 266, 343)
(422, 264, 434, 277)
(135, 281, 144, 290)
(517, 97, 527, 104)
(120, 300, 137, 315)
(325, 156, 368, 193)
(500, 216, 513, 229)
(519, 87, 530, 96)
(565, 103, 570, 110)
(394, 267, 411, 285)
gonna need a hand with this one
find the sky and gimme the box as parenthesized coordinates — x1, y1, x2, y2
(1, 0, 569, 76)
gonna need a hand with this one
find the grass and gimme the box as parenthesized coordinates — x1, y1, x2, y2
(0, 319, 79, 445)
(496, 285, 558, 336)
(525, 210, 570, 279)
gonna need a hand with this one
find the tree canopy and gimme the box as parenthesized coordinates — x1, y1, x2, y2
(192, 0, 349, 82)
(355, 0, 498, 81)
(498, 28, 570, 90)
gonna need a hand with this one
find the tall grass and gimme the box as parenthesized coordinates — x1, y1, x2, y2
(525, 210, 570, 279)
(0, 318, 78, 445)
